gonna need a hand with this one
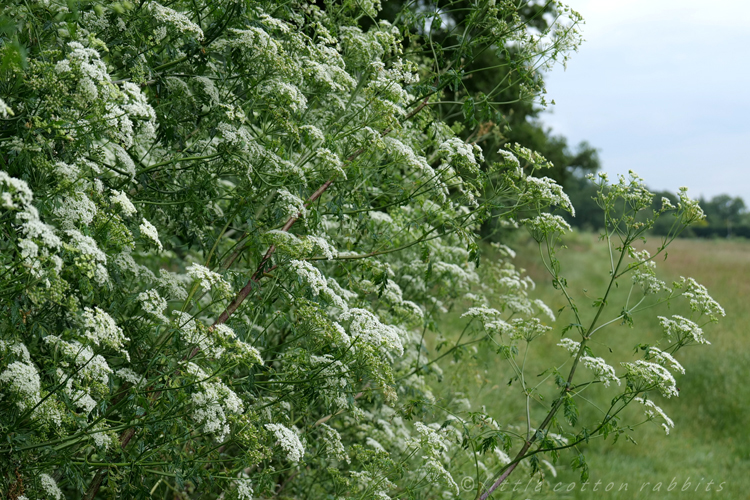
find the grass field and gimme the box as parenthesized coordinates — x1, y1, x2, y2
(438, 232, 750, 499)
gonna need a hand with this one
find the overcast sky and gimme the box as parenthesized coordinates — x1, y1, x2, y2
(541, 0, 750, 202)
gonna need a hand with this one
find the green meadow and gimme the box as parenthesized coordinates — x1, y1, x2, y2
(438, 232, 750, 499)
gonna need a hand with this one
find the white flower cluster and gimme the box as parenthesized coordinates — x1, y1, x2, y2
(290, 260, 348, 311)
(674, 276, 725, 320)
(523, 176, 575, 215)
(383, 137, 430, 176)
(90, 423, 113, 450)
(623, 360, 678, 398)
(300, 124, 325, 143)
(430, 261, 480, 288)
(658, 315, 709, 345)
(0, 97, 12, 118)
(18, 207, 61, 251)
(55, 42, 112, 98)
(461, 307, 502, 322)
(139, 218, 163, 251)
(369, 211, 393, 225)
(173, 311, 211, 356)
(45, 336, 113, 387)
(315, 148, 346, 178)
(54, 161, 79, 182)
(137, 289, 169, 322)
(186, 363, 244, 441)
(534, 299, 556, 321)
(580, 356, 620, 387)
(309, 353, 349, 401)
(194, 76, 220, 105)
(378, 280, 423, 320)
(81, 307, 129, 356)
(597, 171, 654, 211)
(676, 186, 705, 224)
(217, 27, 282, 68)
(265, 423, 305, 463)
(634, 397, 674, 435)
(413, 422, 458, 494)
(214, 324, 263, 366)
(438, 137, 483, 174)
(557, 338, 580, 354)
(186, 263, 233, 297)
(150, 2, 204, 40)
(40, 473, 63, 500)
(524, 213, 572, 240)
(498, 149, 521, 170)
(305, 235, 337, 260)
(349, 470, 396, 500)
(1, 171, 33, 210)
(0, 359, 41, 411)
(644, 347, 685, 374)
(235, 477, 254, 500)
(318, 423, 349, 462)
(342, 308, 404, 357)
(631, 266, 667, 295)
(54, 191, 97, 228)
(66, 229, 109, 285)
(276, 189, 307, 219)
(628, 248, 668, 294)
(507, 318, 552, 341)
(116, 367, 145, 387)
(157, 268, 189, 300)
(110, 190, 137, 218)
(260, 80, 307, 113)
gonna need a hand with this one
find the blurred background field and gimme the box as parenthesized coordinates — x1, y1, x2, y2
(435, 232, 750, 499)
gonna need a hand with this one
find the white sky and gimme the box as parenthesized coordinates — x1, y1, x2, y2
(541, 0, 750, 202)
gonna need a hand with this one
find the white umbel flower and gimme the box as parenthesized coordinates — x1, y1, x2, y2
(1, 171, 33, 210)
(524, 213, 572, 238)
(186, 362, 244, 441)
(557, 338, 580, 354)
(40, 473, 63, 500)
(265, 423, 305, 463)
(580, 356, 620, 387)
(150, 2, 204, 40)
(139, 218, 163, 250)
(137, 289, 169, 322)
(110, 190, 137, 217)
(276, 188, 306, 219)
(318, 423, 348, 462)
(290, 259, 348, 310)
(342, 308, 403, 357)
(645, 347, 685, 374)
(0, 361, 41, 410)
(54, 191, 97, 228)
(674, 277, 725, 320)
(658, 315, 709, 345)
(0, 98, 12, 118)
(116, 367, 145, 387)
(65, 229, 109, 284)
(235, 477, 254, 500)
(186, 263, 232, 297)
(82, 307, 129, 355)
(623, 360, 678, 398)
(634, 397, 674, 435)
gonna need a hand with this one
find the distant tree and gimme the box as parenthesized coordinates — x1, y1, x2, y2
(700, 195, 746, 237)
